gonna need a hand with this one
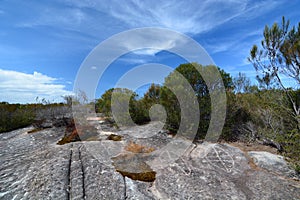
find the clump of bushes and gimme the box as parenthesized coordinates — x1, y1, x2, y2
(222, 89, 300, 172)
(276, 130, 300, 174)
(95, 88, 151, 127)
(0, 101, 71, 134)
(0, 102, 35, 133)
(95, 63, 233, 141)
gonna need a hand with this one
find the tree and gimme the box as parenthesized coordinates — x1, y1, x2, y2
(160, 63, 233, 139)
(255, 73, 278, 90)
(143, 83, 161, 105)
(96, 88, 149, 125)
(96, 88, 114, 115)
(248, 16, 300, 130)
(63, 95, 74, 107)
(280, 22, 300, 84)
(110, 88, 136, 126)
(233, 72, 251, 93)
(134, 83, 163, 124)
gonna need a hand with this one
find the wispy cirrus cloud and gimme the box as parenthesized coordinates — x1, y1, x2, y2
(0, 69, 73, 103)
(64, 0, 284, 34)
(63, 0, 247, 34)
(9, 0, 286, 58)
(16, 7, 86, 30)
(47, 0, 285, 59)
(18, 0, 284, 36)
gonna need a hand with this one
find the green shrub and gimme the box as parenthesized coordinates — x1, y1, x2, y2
(96, 88, 151, 126)
(0, 104, 35, 133)
(160, 63, 233, 140)
(276, 130, 300, 173)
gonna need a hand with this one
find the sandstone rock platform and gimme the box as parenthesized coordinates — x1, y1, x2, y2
(0, 122, 299, 199)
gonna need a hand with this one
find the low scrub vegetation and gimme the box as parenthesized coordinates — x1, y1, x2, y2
(0, 103, 36, 133)
(0, 102, 70, 133)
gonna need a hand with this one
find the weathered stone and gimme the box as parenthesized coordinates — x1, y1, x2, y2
(112, 153, 156, 182)
(0, 127, 70, 200)
(0, 127, 125, 200)
(125, 177, 156, 200)
(248, 151, 296, 178)
(79, 144, 125, 199)
(152, 143, 300, 200)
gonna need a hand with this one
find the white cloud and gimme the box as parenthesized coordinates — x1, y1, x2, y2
(91, 66, 97, 70)
(0, 69, 73, 103)
(12, 0, 285, 51)
(119, 29, 184, 55)
(78, 0, 248, 34)
(64, 0, 283, 35)
(117, 57, 149, 64)
(16, 7, 86, 30)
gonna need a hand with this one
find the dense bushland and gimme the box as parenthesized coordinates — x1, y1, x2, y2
(0, 102, 70, 133)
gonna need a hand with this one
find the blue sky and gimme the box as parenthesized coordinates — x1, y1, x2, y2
(0, 0, 299, 103)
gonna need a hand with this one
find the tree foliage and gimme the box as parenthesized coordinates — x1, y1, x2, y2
(248, 16, 300, 131)
(96, 88, 150, 126)
(96, 63, 233, 139)
(233, 72, 251, 93)
(160, 63, 233, 139)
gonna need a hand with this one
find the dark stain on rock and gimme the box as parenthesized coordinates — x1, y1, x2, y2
(107, 134, 122, 141)
(27, 128, 44, 134)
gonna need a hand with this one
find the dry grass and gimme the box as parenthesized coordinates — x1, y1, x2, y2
(125, 141, 155, 153)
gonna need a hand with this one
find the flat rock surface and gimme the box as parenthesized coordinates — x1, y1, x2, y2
(1, 122, 300, 199)
(248, 151, 296, 178)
